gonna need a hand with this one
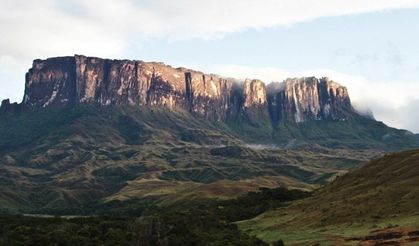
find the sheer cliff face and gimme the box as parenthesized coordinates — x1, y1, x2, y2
(24, 57, 78, 107)
(243, 79, 266, 107)
(268, 77, 352, 123)
(23, 55, 241, 120)
(20, 55, 353, 123)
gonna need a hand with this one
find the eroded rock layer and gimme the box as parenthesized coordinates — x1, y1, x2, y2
(13, 55, 354, 123)
(268, 77, 352, 124)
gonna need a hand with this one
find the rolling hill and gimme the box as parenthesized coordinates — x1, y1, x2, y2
(0, 105, 379, 213)
(239, 149, 419, 245)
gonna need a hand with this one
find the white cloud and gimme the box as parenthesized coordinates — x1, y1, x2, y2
(138, 0, 419, 40)
(1, 0, 419, 59)
(212, 65, 419, 133)
(395, 99, 419, 133)
(0, 56, 27, 103)
(64, 0, 419, 40)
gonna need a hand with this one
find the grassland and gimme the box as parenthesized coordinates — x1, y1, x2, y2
(238, 149, 419, 245)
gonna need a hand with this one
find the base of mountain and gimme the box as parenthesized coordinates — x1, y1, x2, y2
(1, 105, 408, 213)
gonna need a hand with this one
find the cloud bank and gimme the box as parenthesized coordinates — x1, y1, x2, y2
(2, 0, 419, 59)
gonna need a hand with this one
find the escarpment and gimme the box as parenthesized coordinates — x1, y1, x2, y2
(6, 55, 355, 124)
(267, 77, 352, 125)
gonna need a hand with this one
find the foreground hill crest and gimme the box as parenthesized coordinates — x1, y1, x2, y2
(8, 55, 353, 124)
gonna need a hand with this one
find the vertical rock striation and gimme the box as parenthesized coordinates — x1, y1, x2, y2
(268, 77, 352, 125)
(14, 55, 354, 124)
(22, 55, 242, 121)
(24, 57, 77, 107)
(243, 79, 267, 107)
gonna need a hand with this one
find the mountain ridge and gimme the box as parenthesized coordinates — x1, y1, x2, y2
(1, 55, 354, 125)
(1, 55, 418, 151)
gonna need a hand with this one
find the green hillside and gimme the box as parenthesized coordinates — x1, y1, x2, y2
(239, 149, 419, 245)
(0, 106, 417, 213)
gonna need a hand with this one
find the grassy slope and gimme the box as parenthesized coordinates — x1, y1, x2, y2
(239, 149, 419, 245)
(0, 106, 417, 213)
(229, 106, 419, 151)
(271, 115, 419, 150)
(0, 106, 364, 214)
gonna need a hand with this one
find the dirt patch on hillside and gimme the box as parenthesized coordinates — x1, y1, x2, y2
(346, 228, 419, 245)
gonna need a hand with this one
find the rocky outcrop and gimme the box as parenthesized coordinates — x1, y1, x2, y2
(22, 55, 245, 121)
(268, 77, 352, 124)
(0, 99, 21, 114)
(10, 55, 355, 124)
(243, 79, 266, 107)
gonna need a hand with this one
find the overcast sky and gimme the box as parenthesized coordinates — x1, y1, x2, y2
(1, 0, 419, 132)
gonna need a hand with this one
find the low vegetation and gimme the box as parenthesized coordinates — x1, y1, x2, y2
(0, 187, 309, 245)
(239, 149, 419, 245)
(0, 106, 375, 213)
